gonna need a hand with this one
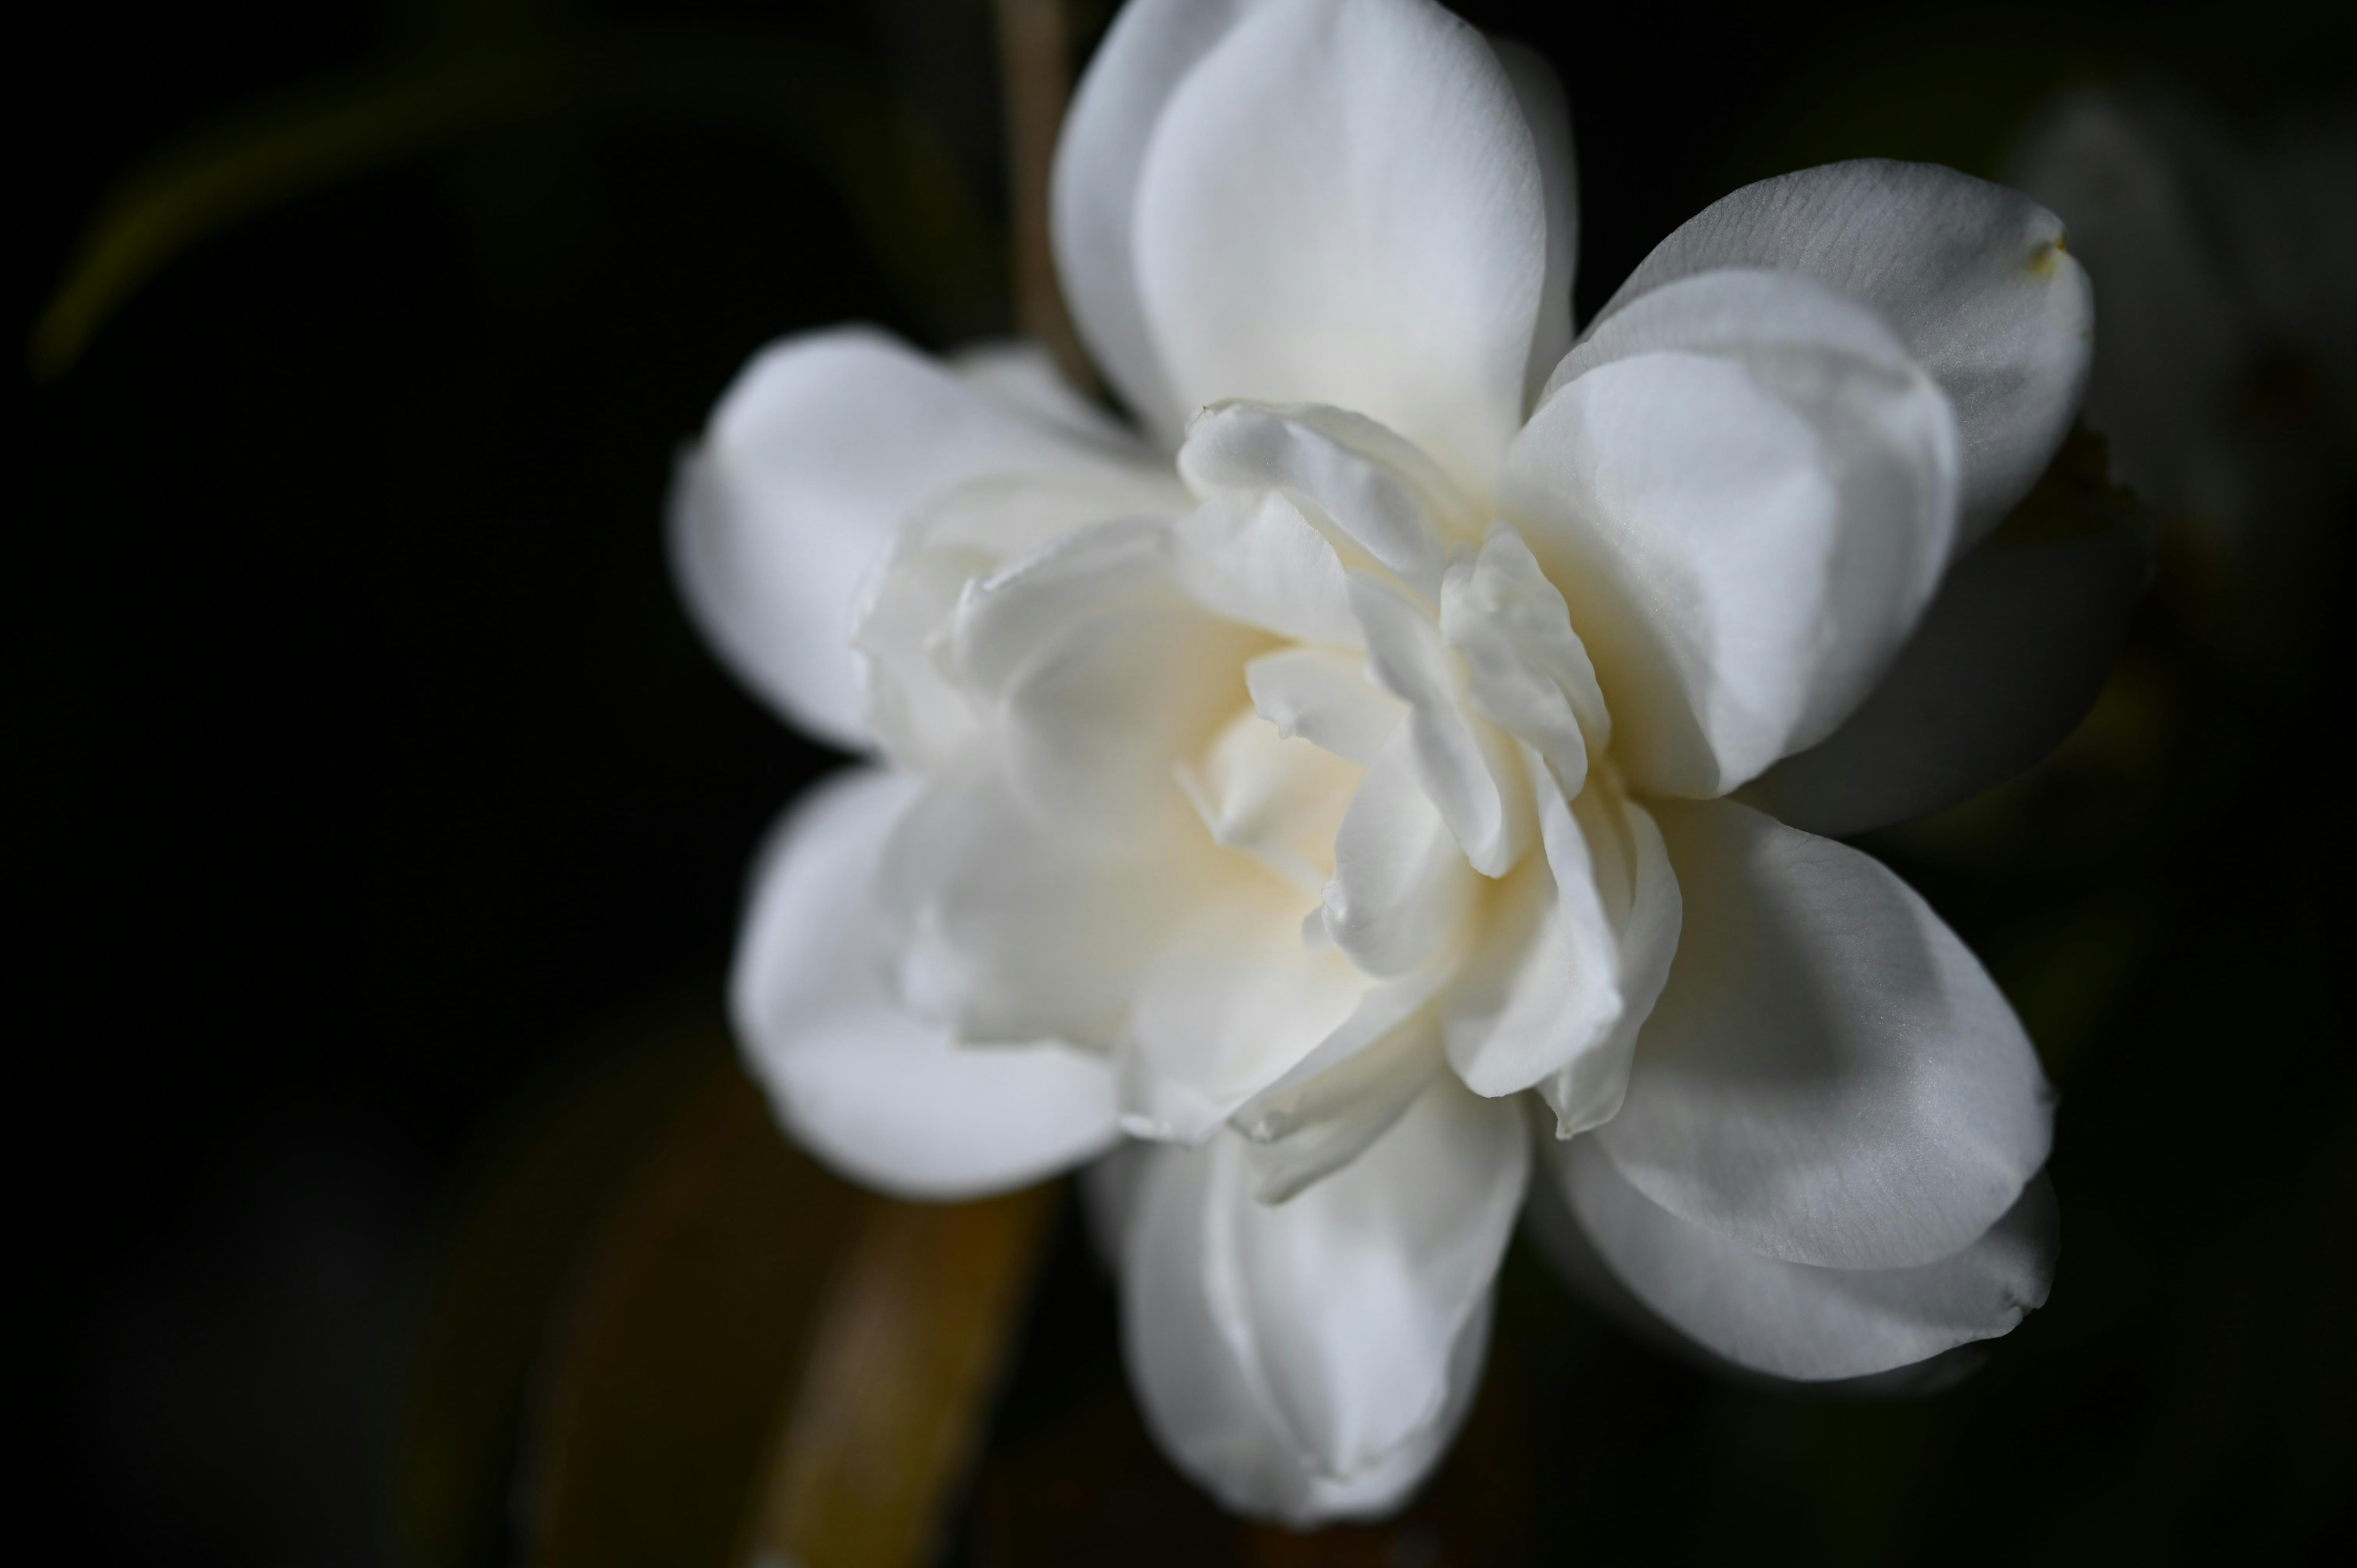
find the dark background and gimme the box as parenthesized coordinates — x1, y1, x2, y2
(13, 2, 2354, 1564)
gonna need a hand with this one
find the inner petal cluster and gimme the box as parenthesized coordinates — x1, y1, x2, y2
(852, 400, 1677, 1199)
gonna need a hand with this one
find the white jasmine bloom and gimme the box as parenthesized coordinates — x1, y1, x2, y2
(673, 0, 2119, 1524)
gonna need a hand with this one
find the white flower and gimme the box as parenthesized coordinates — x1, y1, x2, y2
(671, 0, 2121, 1525)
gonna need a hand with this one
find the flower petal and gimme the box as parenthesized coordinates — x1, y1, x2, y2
(731, 768, 1120, 1199)
(1592, 160, 2093, 544)
(878, 754, 1206, 1049)
(1120, 880, 1372, 1144)
(1177, 401, 1470, 596)
(1506, 270, 1960, 797)
(1350, 571, 1533, 876)
(1490, 39, 1577, 411)
(1597, 798, 2053, 1269)
(1233, 988, 1446, 1205)
(1558, 1135, 2058, 1381)
(1165, 489, 1363, 648)
(671, 327, 1147, 750)
(1132, 0, 1556, 488)
(1181, 706, 1365, 893)
(1749, 522, 2150, 837)
(1245, 646, 1405, 766)
(1444, 761, 1681, 1114)
(1439, 524, 1610, 795)
(1123, 1130, 1492, 1526)
(1321, 732, 1479, 978)
(1124, 1078, 1523, 1519)
(1051, 0, 1268, 442)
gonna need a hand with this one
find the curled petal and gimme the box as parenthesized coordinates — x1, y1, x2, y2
(1592, 160, 2094, 544)
(1178, 400, 1469, 594)
(1123, 1078, 1523, 1521)
(1246, 646, 1405, 766)
(1597, 798, 2053, 1269)
(1132, 0, 1558, 489)
(1350, 571, 1533, 876)
(1440, 524, 1611, 794)
(1120, 882, 1373, 1144)
(732, 768, 1120, 1198)
(1234, 973, 1450, 1203)
(1322, 732, 1479, 978)
(1444, 757, 1679, 1112)
(1507, 271, 1960, 797)
(1165, 488, 1362, 647)
(1556, 1135, 2059, 1381)
(671, 327, 1148, 749)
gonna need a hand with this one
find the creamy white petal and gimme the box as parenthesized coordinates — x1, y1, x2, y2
(1592, 161, 2094, 544)
(1132, 0, 1555, 489)
(1182, 706, 1364, 892)
(1322, 732, 1479, 978)
(1749, 522, 2150, 837)
(1440, 525, 1609, 795)
(1350, 571, 1532, 876)
(1051, 0, 1268, 443)
(856, 468, 1190, 771)
(731, 768, 1120, 1199)
(671, 326, 1140, 750)
(1121, 882, 1373, 1143)
(1229, 1078, 1522, 1479)
(878, 754, 1206, 1048)
(1598, 798, 2053, 1269)
(1561, 1136, 2059, 1381)
(1177, 401, 1468, 595)
(1490, 39, 1577, 412)
(1124, 1130, 1493, 1524)
(950, 339, 1151, 452)
(1446, 760, 1680, 1111)
(1164, 489, 1362, 647)
(1507, 273, 1960, 797)
(1001, 605, 1271, 843)
(1234, 972, 1451, 1203)
(1245, 646, 1404, 766)
(1124, 1079, 1523, 1512)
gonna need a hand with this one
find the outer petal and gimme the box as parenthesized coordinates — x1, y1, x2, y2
(1491, 39, 1577, 411)
(1123, 1078, 1523, 1523)
(730, 768, 1120, 1199)
(1507, 271, 1960, 798)
(1749, 521, 2150, 837)
(1051, 0, 1269, 442)
(1597, 798, 2053, 1270)
(1132, 0, 1556, 489)
(1558, 1136, 2059, 1381)
(671, 327, 1145, 749)
(1592, 160, 2093, 544)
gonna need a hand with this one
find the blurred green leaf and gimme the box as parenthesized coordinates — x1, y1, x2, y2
(33, 9, 1001, 377)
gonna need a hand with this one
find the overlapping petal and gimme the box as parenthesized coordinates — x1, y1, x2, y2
(1559, 1137, 2059, 1381)
(1123, 1078, 1523, 1521)
(1596, 798, 2053, 1269)
(1593, 159, 2093, 544)
(1507, 270, 1960, 797)
(732, 768, 1121, 1199)
(1130, 0, 1559, 489)
(671, 327, 1155, 749)
(1443, 760, 1679, 1116)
